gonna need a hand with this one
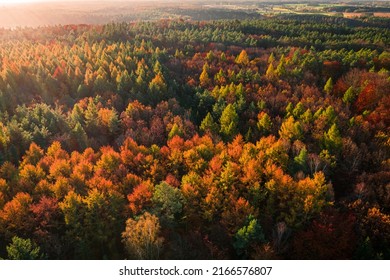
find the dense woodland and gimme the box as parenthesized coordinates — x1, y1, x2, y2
(0, 14, 389, 259)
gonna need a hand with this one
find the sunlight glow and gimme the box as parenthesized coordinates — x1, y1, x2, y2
(0, 0, 37, 3)
(0, 0, 85, 2)
(0, 0, 68, 4)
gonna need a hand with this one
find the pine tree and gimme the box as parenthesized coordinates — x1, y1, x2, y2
(220, 104, 239, 140)
(265, 63, 275, 79)
(342, 86, 355, 105)
(323, 123, 342, 154)
(84, 99, 99, 134)
(200, 112, 219, 134)
(117, 70, 132, 94)
(293, 102, 305, 118)
(69, 104, 84, 127)
(275, 55, 286, 77)
(275, 58, 286, 77)
(220, 52, 227, 62)
(285, 102, 294, 117)
(294, 147, 308, 172)
(107, 110, 120, 136)
(324, 77, 333, 95)
(257, 112, 272, 134)
(233, 215, 265, 258)
(153, 60, 162, 74)
(268, 52, 275, 64)
(236, 50, 249, 65)
(71, 122, 88, 151)
(168, 123, 183, 140)
(206, 50, 215, 62)
(199, 67, 211, 88)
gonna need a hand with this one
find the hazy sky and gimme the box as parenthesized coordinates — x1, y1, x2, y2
(0, 0, 158, 5)
(0, 0, 158, 2)
(0, 0, 168, 5)
(0, 0, 58, 2)
(0, 0, 142, 3)
(0, 0, 96, 2)
(0, 0, 71, 3)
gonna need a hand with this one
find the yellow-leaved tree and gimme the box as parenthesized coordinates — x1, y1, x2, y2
(122, 212, 163, 260)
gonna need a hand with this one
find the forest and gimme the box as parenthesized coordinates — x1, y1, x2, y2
(0, 13, 389, 259)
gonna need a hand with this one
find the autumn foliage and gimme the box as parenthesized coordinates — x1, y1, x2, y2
(0, 16, 389, 259)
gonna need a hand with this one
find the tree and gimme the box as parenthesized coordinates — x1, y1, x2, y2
(199, 66, 211, 88)
(291, 210, 357, 259)
(221, 197, 255, 235)
(128, 181, 153, 215)
(69, 104, 84, 127)
(95, 147, 121, 179)
(70, 122, 88, 151)
(151, 181, 185, 227)
(233, 215, 265, 258)
(342, 86, 355, 105)
(206, 50, 215, 62)
(220, 104, 239, 141)
(20, 142, 44, 168)
(149, 73, 167, 96)
(60, 189, 125, 259)
(293, 147, 308, 173)
(293, 102, 305, 118)
(168, 123, 183, 140)
(82, 188, 125, 258)
(265, 63, 275, 80)
(279, 116, 302, 141)
(59, 191, 85, 258)
(0, 122, 10, 163)
(257, 112, 272, 135)
(275, 55, 286, 77)
(98, 108, 120, 139)
(236, 50, 249, 65)
(355, 83, 379, 113)
(268, 53, 275, 64)
(220, 52, 227, 62)
(6, 236, 43, 260)
(122, 212, 163, 260)
(0, 192, 33, 238)
(322, 123, 342, 154)
(117, 69, 132, 94)
(84, 98, 99, 135)
(153, 60, 163, 74)
(360, 207, 390, 258)
(200, 112, 218, 134)
(214, 69, 226, 84)
(324, 77, 333, 95)
(30, 196, 63, 259)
